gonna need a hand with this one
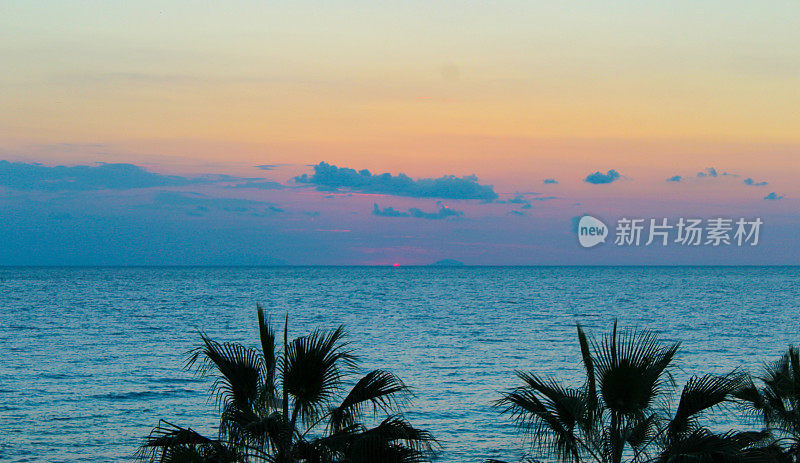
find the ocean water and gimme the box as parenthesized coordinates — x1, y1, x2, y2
(1, 266, 798, 463)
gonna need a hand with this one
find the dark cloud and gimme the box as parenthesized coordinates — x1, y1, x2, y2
(499, 194, 528, 204)
(744, 178, 768, 187)
(409, 206, 463, 220)
(372, 204, 409, 218)
(543, 178, 559, 184)
(496, 193, 557, 211)
(228, 180, 286, 190)
(697, 167, 719, 178)
(508, 210, 526, 216)
(372, 203, 464, 220)
(296, 162, 497, 200)
(0, 160, 230, 191)
(696, 167, 736, 178)
(666, 175, 683, 182)
(150, 192, 285, 217)
(584, 170, 621, 184)
(254, 164, 281, 170)
(763, 192, 784, 201)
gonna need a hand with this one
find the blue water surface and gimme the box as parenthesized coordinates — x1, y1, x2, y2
(1, 266, 798, 462)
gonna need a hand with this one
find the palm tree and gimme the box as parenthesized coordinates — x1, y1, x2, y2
(491, 322, 768, 463)
(137, 305, 436, 463)
(737, 347, 800, 462)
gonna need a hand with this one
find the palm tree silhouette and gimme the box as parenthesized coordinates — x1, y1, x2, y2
(491, 322, 768, 463)
(137, 305, 436, 463)
(737, 347, 800, 462)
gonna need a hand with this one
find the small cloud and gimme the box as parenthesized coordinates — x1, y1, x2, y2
(507, 210, 526, 216)
(743, 178, 768, 187)
(543, 178, 559, 184)
(499, 194, 528, 204)
(666, 175, 683, 182)
(295, 162, 497, 200)
(0, 160, 226, 191)
(372, 203, 463, 220)
(150, 192, 284, 217)
(529, 196, 557, 201)
(372, 204, 409, 217)
(584, 170, 621, 184)
(409, 206, 463, 220)
(763, 192, 785, 201)
(521, 203, 532, 209)
(255, 164, 280, 170)
(228, 180, 285, 190)
(697, 167, 718, 178)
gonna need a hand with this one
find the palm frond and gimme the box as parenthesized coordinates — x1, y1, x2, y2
(655, 428, 771, 463)
(592, 325, 679, 416)
(498, 372, 589, 463)
(342, 415, 437, 463)
(577, 324, 598, 411)
(669, 373, 745, 438)
(329, 369, 409, 433)
(136, 420, 242, 463)
(257, 304, 278, 407)
(219, 405, 291, 456)
(186, 335, 264, 411)
(282, 325, 357, 426)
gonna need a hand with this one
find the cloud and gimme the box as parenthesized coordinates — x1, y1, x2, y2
(697, 167, 718, 178)
(500, 194, 529, 204)
(372, 204, 410, 218)
(763, 192, 785, 201)
(696, 167, 736, 178)
(508, 210, 526, 216)
(409, 206, 463, 220)
(743, 178, 768, 187)
(150, 192, 285, 217)
(543, 178, 559, 184)
(255, 164, 280, 170)
(666, 175, 683, 182)
(497, 193, 557, 210)
(583, 170, 621, 184)
(372, 203, 464, 220)
(228, 180, 285, 190)
(0, 160, 229, 191)
(296, 162, 497, 200)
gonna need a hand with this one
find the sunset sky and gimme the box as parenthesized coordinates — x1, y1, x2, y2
(1, 1, 798, 265)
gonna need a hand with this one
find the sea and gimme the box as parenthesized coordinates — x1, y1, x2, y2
(1, 266, 798, 463)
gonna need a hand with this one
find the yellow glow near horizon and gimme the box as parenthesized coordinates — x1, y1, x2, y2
(2, 1, 799, 173)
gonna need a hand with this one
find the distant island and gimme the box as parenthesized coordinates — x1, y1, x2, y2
(430, 259, 465, 266)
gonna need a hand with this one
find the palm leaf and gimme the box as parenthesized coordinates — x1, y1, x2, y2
(668, 373, 745, 438)
(256, 304, 277, 407)
(329, 369, 408, 433)
(186, 335, 264, 411)
(498, 372, 588, 462)
(592, 325, 679, 416)
(282, 325, 357, 426)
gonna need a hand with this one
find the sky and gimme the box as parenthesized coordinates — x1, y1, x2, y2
(1, 1, 798, 265)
